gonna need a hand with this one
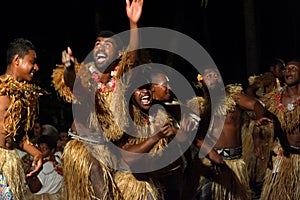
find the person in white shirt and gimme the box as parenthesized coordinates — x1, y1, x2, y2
(26, 135, 63, 200)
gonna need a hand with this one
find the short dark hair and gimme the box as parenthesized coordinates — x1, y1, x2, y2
(37, 135, 57, 150)
(6, 38, 36, 65)
(96, 30, 124, 51)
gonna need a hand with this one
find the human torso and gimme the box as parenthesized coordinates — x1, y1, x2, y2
(0, 96, 12, 148)
(262, 86, 300, 147)
(35, 157, 63, 195)
(214, 108, 243, 149)
(0, 75, 41, 148)
(210, 84, 244, 149)
(281, 89, 300, 147)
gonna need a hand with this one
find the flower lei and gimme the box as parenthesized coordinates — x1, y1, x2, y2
(90, 66, 119, 93)
(0, 75, 43, 137)
(275, 87, 300, 111)
(261, 85, 300, 134)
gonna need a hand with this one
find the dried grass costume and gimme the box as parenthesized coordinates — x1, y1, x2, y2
(52, 50, 151, 199)
(0, 75, 42, 200)
(52, 53, 131, 200)
(241, 75, 280, 186)
(111, 71, 188, 200)
(189, 84, 251, 200)
(260, 86, 300, 200)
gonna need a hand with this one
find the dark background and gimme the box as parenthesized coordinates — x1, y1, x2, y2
(0, 0, 299, 125)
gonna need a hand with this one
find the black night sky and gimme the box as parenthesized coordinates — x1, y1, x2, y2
(0, 0, 300, 124)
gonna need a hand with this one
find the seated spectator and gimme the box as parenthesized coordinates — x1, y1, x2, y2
(56, 126, 70, 155)
(25, 135, 63, 200)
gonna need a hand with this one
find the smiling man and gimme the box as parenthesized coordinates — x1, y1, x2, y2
(260, 58, 300, 200)
(51, 0, 145, 199)
(0, 38, 43, 200)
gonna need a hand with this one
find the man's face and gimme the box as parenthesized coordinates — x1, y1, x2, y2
(93, 36, 120, 71)
(38, 143, 53, 158)
(16, 50, 39, 82)
(273, 63, 285, 79)
(34, 122, 42, 137)
(283, 61, 300, 86)
(60, 132, 69, 142)
(151, 73, 171, 101)
(203, 68, 222, 90)
(132, 85, 152, 112)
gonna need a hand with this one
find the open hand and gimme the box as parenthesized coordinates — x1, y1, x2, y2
(126, 0, 144, 25)
(62, 46, 75, 68)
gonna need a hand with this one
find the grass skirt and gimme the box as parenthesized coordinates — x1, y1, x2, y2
(114, 171, 162, 200)
(62, 139, 120, 200)
(212, 158, 251, 200)
(260, 153, 300, 200)
(242, 117, 274, 183)
(0, 147, 26, 200)
(24, 189, 62, 200)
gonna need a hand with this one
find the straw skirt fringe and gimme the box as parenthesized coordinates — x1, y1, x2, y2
(260, 153, 300, 200)
(0, 147, 26, 200)
(114, 171, 162, 200)
(242, 118, 274, 183)
(24, 189, 62, 200)
(62, 140, 119, 200)
(212, 158, 251, 200)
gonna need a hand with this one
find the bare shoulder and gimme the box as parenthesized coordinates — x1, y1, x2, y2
(0, 96, 11, 112)
(235, 92, 256, 102)
(234, 92, 259, 110)
(0, 96, 10, 147)
(0, 96, 11, 129)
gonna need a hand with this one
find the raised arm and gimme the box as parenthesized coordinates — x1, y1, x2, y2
(126, 0, 144, 60)
(234, 92, 267, 118)
(62, 47, 76, 90)
(126, 0, 143, 29)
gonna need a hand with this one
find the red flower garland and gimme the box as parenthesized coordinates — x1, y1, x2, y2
(274, 92, 300, 111)
(91, 66, 119, 93)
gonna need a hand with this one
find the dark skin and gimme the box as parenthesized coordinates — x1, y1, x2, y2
(253, 61, 300, 159)
(90, 156, 114, 199)
(62, 0, 143, 89)
(120, 85, 194, 167)
(58, 1, 144, 199)
(0, 48, 42, 177)
(246, 72, 277, 98)
(151, 72, 171, 102)
(27, 141, 58, 193)
(195, 68, 272, 173)
(246, 59, 284, 98)
(269, 61, 285, 84)
(215, 93, 267, 149)
(26, 141, 57, 193)
(69, 121, 114, 198)
(120, 87, 177, 165)
(281, 61, 300, 147)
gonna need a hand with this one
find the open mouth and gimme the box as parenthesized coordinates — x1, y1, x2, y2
(285, 74, 293, 80)
(141, 94, 151, 106)
(96, 53, 107, 63)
